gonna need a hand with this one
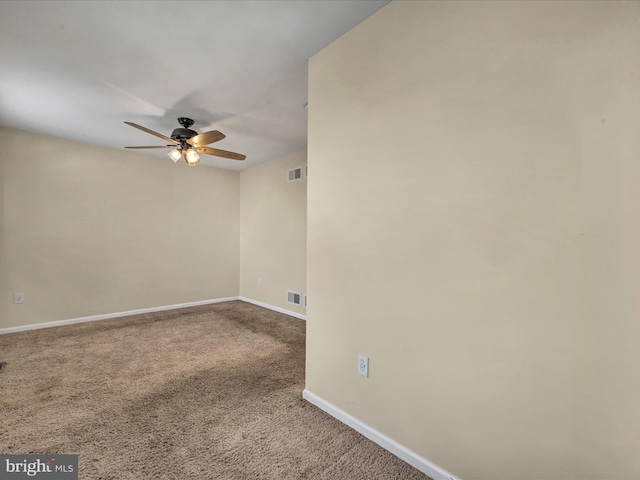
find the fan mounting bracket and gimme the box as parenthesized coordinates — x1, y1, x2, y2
(177, 117, 195, 129)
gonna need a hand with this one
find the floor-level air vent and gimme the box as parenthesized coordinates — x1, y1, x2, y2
(287, 291, 302, 306)
(0, 362, 6, 374)
(288, 167, 302, 182)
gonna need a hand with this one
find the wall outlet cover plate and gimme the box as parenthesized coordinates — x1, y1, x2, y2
(358, 354, 369, 377)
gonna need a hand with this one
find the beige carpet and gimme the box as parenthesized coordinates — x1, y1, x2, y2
(0, 301, 429, 479)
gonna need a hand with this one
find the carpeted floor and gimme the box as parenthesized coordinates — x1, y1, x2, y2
(0, 301, 429, 479)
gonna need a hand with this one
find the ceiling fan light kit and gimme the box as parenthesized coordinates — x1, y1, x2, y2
(124, 118, 246, 166)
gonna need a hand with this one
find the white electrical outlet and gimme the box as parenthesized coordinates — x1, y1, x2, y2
(258, 278, 262, 287)
(14, 292, 24, 304)
(358, 354, 369, 377)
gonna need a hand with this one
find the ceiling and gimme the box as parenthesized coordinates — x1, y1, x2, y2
(0, 0, 389, 171)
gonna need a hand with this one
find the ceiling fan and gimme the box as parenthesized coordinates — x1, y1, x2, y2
(124, 117, 246, 166)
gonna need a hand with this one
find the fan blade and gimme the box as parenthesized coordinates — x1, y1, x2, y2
(187, 130, 225, 147)
(125, 145, 174, 149)
(196, 146, 246, 160)
(124, 122, 178, 144)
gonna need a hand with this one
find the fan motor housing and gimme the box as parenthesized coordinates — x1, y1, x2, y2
(171, 128, 198, 142)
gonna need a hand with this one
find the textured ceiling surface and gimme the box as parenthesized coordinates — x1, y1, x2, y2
(0, 0, 388, 170)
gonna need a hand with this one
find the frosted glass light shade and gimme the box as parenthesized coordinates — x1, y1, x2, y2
(168, 149, 182, 162)
(184, 149, 200, 166)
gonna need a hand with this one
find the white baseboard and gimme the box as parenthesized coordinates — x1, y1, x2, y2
(0, 297, 240, 335)
(302, 389, 460, 480)
(239, 296, 306, 321)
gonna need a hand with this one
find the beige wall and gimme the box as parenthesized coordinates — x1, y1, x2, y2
(240, 150, 306, 316)
(306, 1, 640, 479)
(0, 127, 240, 329)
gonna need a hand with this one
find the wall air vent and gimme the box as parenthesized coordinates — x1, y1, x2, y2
(288, 167, 302, 182)
(287, 291, 302, 306)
